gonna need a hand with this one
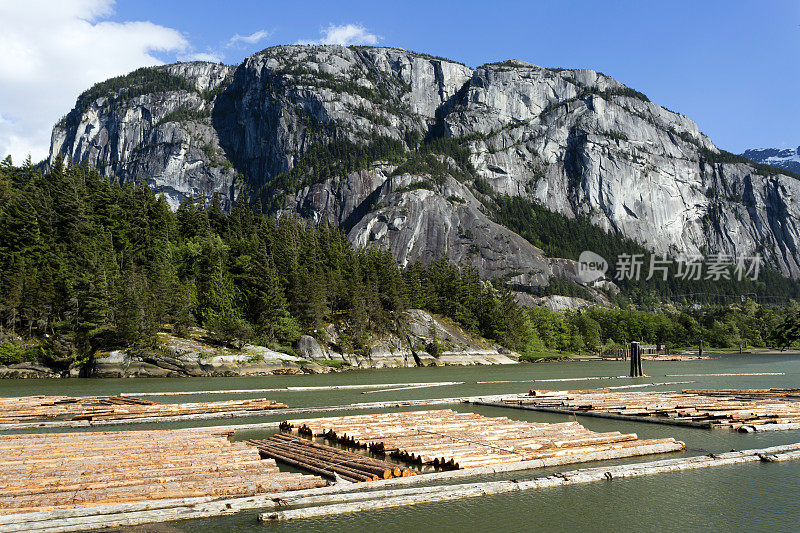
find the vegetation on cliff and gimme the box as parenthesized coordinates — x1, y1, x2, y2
(492, 194, 800, 306)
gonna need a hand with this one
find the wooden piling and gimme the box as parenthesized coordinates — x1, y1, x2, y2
(629, 342, 643, 377)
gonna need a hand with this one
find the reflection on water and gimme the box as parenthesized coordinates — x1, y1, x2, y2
(4, 353, 800, 531)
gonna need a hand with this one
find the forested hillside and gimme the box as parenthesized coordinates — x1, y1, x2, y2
(1, 157, 799, 370)
(0, 157, 526, 367)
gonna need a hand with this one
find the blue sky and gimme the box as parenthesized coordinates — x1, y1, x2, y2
(1, 1, 797, 160)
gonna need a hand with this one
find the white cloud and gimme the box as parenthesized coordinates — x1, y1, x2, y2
(0, 0, 189, 162)
(227, 30, 270, 47)
(297, 24, 380, 46)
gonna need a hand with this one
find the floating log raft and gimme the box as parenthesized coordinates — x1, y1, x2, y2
(120, 381, 463, 397)
(247, 434, 416, 482)
(666, 373, 784, 377)
(0, 435, 690, 532)
(0, 428, 326, 515)
(279, 409, 683, 470)
(1, 396, 511, 431)
(492, 388, 800, 430)
(0, 395, 287, 425)
(682, 388, 800, 399)
(259, 441, 800, 522)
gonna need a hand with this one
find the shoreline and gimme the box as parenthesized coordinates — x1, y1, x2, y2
(1, 347, 793, 380)
(0, 350, 521, 380)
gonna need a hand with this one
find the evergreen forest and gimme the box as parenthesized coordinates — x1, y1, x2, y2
(1, 156, 799, 369)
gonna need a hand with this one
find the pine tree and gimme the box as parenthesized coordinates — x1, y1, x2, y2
(248, 247, 298, 343)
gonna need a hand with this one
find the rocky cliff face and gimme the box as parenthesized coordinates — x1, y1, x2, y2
(50, 62, 237, 209)
(444, 62, 800, 276)
(49, 46, 800, 281)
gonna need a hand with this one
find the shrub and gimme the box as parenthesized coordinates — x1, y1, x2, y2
(0, 342, 24, 364)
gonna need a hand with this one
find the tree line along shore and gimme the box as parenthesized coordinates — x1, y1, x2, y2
(1, 158, 799, 376)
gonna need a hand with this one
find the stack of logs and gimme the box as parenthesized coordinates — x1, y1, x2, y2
(510, 388, 800, 429)
(0, 428, 326, 514)
(0, 395, 287, 424)
(280, 409, 682, 469)
(247, 434, 416, 482)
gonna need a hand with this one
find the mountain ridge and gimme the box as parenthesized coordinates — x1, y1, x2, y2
(742, 146, 800, 175)
(47, 45, 800, 283)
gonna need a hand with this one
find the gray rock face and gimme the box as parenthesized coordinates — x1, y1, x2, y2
(0, 362, 62, 379)
(50, 62, 238, 209)
(346, 170, 562, 284)
(445, 62, 800, 276)
(297, 335, 329, 360)
(327, 308, 517, 368)
(210, 46, 472, 206)
(48, 46, 800, 280)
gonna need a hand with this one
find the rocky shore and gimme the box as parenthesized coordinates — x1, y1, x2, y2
(0, 309, 518, 379)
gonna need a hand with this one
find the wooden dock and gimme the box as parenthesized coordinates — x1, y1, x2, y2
(0, 395, 287, 426)
(489, 388, 800, 430)
(0, 428, 326, 515)
(279, 409, 684, 469)
(247, 434, 417, 482)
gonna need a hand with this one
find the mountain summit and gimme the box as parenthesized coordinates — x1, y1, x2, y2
(49, 45, 800, 283)
(742, 146, 800, 175)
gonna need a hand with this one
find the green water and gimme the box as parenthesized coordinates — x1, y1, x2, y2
(4, 353, 800, 531)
